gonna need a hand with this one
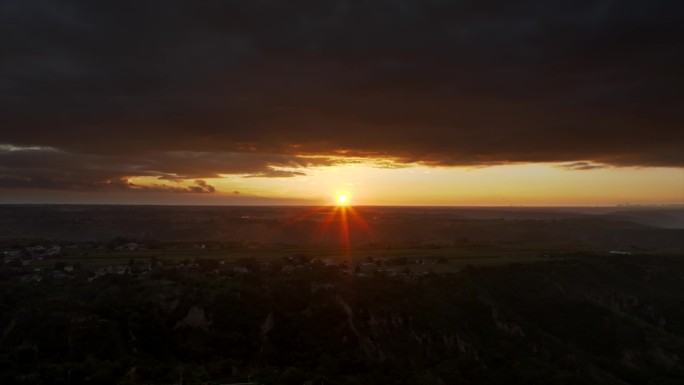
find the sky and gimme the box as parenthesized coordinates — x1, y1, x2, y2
(1, 0, 683, 206)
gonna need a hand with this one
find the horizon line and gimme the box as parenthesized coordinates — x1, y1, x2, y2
(1, 203, 682, 209)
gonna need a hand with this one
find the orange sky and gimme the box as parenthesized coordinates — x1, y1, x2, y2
(117, 162, 684, 206)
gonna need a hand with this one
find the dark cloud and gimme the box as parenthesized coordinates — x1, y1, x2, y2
(244, 170, 307, 178)
(135, 179, 215, 194)
(559, 161, 606, 171)
(1, 0, 683, 193)
(191, 180, 215, 193)
(0, 145, 333, 191)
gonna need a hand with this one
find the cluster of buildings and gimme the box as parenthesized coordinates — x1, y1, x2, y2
(3, 244, 62, 265)
(3, 241, 441, 286)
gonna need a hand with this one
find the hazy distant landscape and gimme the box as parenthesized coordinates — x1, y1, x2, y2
(2, 205, 683, 245)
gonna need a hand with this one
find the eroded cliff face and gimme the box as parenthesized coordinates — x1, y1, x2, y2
(174, 306, 211, 331)
(252, 256, 684, 383)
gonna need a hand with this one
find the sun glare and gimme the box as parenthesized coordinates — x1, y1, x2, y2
(337, 195, 349, 206)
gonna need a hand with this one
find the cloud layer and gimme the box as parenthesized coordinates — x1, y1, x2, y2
(1, 0, 683, 192)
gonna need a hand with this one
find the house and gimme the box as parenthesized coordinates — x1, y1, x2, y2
(3, 250, 22, 264)
(46, 245, 61, 256)
(88, 269, 108, 282)
(609, 251, 632, 255)
(25, 245, 46, 258)
(52, 271, 67, 279)
(3, 250, 22, 259)
(21, 275, 42, 283)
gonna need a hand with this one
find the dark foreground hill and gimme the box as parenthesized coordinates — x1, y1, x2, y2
(1, 253, 684, 384)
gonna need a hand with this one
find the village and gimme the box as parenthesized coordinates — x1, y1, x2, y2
(2, 240, 455, 287)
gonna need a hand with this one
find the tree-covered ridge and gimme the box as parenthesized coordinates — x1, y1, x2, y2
(1, 254, 684, 384)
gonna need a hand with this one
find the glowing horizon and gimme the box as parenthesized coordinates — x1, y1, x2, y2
(2, 161, 680, 206)
(201, 162, 683, 206)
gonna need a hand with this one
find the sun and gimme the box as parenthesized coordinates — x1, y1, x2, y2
(337, 195, 349, 206)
